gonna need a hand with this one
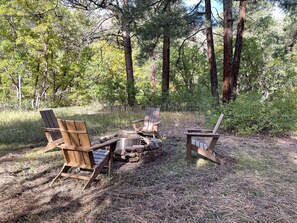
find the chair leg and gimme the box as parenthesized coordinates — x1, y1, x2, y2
(108, 145, 115, 175)
(50, 165, 71, 187)
(83, 158, 108, 190)
(186, 136, 192, 160)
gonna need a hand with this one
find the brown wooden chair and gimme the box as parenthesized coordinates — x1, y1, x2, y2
(185, 113, 225, 165)
(131, 107, 161, 138)
(50, 119, 118, 190)
(39, 109, 64, 153)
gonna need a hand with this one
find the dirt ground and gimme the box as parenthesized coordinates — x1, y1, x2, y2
(0, 116, 297, 223)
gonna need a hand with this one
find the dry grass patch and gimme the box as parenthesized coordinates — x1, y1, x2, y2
(0, 110, 296, 222)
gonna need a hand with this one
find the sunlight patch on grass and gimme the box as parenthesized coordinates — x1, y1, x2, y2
(288, 152, 297, 165)
(235, 150, 271, 172)
(4, 150, 63, 176)
(196, 158, 212, 167)
(235, 149, 297, 186)
(0, 111, 44, 145)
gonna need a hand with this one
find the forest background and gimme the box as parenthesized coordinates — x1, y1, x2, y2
(0, 0, 296, 135)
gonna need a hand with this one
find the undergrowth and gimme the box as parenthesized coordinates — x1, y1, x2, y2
(214, 91, 297, 136)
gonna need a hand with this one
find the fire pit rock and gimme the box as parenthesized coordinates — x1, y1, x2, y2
(94, 130, 162, 163)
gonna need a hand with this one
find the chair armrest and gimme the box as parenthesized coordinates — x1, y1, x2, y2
(153, 121, 161, 126)
(184, 132, 220, 138)
(60, 144, 87, 151)
(91, 138, 119, 151)
(41, 127, 60, 132)
(187, 128, 213, 133)
(60, 138, 119, 152)
(131, 119, 144, 123)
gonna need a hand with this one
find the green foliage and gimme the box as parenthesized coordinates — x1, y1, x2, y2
(165, 88, 212, 111)
(238, 3, 297, 99)
(136, 82, 162, 106)
(0, 0, 95, 109)
(86, 42, 127, 106)
(132, 0, 196, 61)
(219, 91, 297, 135)
(0, 0, 296, 134)
(170, 44, 209, 93)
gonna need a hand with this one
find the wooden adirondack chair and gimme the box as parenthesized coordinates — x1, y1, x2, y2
(50, 119, 118, 190)
(185, 114, 225, 165)
(131, 107, 161, 138)
(39, 109, 64, 153)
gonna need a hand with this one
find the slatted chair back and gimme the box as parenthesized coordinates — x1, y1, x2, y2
(58, 119, 95, 169)
(143, 107, 160, 131)
(212, 113, 224, 134)
(40, 110, 62, 140)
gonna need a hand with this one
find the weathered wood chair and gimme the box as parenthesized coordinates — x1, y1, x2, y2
(39, 109, 64, 153)
(131, 107, 161, 138)
(185, 114, 225, 165)
(50, 119, 118, 190)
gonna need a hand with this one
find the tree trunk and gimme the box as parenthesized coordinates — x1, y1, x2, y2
(123, 0, 136, 107)
(17, 74, 21, 108)
(151, 62, 156, 86)
(123, 24, 136, 107)
(231, 0, 246, 100)
(223, 0, 233, 102)
(37, 40, 49, 109)
(162, 32, 170, 103)
(205, 0, 219, 105)
(32, 60, 40, 108)
(162, 1, 170, 103)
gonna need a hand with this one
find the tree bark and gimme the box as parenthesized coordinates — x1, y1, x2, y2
(162, 31, 170, 103)
(123, 0, 136, 107)
(162, 1, 170, 103)
(223, 0, 233, 102)
(37, 40, 49, 109)
(151, 61, 156, 86)
(205, 0, 219, 105)
(123, 23, 136, 107)
(231, 0, 246, 100)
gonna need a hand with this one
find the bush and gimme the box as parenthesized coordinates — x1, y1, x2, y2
(219, 91, 297, 136)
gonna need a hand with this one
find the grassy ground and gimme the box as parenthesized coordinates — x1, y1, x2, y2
(0, 106, 296, 223)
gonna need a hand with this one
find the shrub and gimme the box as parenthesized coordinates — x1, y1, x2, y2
(218, 91, 297, 136)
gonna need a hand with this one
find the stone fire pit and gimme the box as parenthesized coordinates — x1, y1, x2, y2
(94, 130, 162, 163)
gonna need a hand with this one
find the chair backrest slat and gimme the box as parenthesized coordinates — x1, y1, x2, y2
(40, 110, 61, 140)
(212, 114, 224, 134)
(58, 119, 72, 145)
(143, 107, 160, 130)
(75, 121, 91, 148)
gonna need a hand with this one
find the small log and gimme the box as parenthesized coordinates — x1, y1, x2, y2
(125, 145, 145, 153)
(91, 139, 102, 146)
(129, 156, 139, 162)
(140, 136, 151, 144)
(114, 155, 127, 161)
(99, 135, 113, 142)
(125, 152, 137, 158)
